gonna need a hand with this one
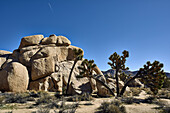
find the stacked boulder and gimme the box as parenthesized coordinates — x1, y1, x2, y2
(0, 34, 114, 96)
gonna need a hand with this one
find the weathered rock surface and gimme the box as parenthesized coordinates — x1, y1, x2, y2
(0, 50, 12, 56)
(41, 35, 71, 46)
(31, 56, 55, 80)
(0, 34, 114, 96)
(29, 72, 62, 92)
(19, 35, 44, 49)
(0, 62, 29, 92)
(127, 79, 144, 88)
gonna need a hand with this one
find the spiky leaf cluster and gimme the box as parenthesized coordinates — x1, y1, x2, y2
(139, 61, 166, 95)
(78, 59, 96, 78)
(73, 49, 83, 60)
(108, 50, 129, 70)
(119, 72, 131, 82)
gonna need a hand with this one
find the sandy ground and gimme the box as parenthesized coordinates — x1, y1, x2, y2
(0, 90, 169, 113)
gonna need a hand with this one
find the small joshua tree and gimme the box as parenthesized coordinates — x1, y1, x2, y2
(78, 59, 115, 96)
(66, 49, 83, 95)
(108, 50, 129, 96)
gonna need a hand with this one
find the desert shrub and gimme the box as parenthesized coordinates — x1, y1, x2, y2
(0, 104, 17, 110)
(121, 97, 134, 104)
(36, 105, 50, 113)
(130, 88, 141, 96)
(160, 107, 170, 113)
(157, 100, 170, 113)
(46, 99, 60, 109)
(67, 93, 93, 102)
(142, 96, 158, 104)
(97, 100, 126, 113)
(162, 78, 170, 88)
(35, 94, 52, 105)
(4, 93, 30, 103)
(123, 91, 132, 97)
(157, 89, 170, 99)
(80, 93, 93, 101)
(59, 97, 78, 113)
(0, 96, 5, 105)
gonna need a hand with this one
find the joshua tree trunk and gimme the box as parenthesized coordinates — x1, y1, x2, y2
(120, 72, 139, 96)
(94, 77, 115, 96)
(115, 68, 120, 96)
(66, 59, 78, 95)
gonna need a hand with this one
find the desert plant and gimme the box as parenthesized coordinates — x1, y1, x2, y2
(121, 97, 134, 104)
(108, 51, 166, 96)
(157, 88, 170, 99)
(108, 50, 129, 96)
(78, 59, 115, 96)
(97, 100, 126, 113)
(156, 100, 170, 113)
(59, 96, 78, 113)
(4, 93, 30, 103)
(120, 61, 166, 96)
(67, 93, 93, 102)
(36, 106, 50, 113)
(66, 48, 83, 95)
(35, 92, 52, 105)
(163, 78, 170, 88)
(0, 96, 4, 105)
(142, 96, 158, 104)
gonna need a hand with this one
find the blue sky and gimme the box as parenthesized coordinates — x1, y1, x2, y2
(0, 0, 170, 72)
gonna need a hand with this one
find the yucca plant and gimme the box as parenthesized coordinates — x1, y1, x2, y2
(78, 59, 115, 96)
(66, 48, 83, 95)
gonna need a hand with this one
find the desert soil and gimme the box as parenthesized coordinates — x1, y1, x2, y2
(0, 91, 169, 113)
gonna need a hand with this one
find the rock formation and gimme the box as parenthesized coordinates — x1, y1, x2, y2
(0, 34, 115, 96)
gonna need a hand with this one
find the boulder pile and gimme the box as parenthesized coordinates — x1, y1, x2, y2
(0, 34, 116, 96)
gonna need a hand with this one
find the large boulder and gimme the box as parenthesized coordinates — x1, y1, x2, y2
(31, 56, 55, 80)
(0, 50, 12, 56)
(29, 72, 62, 93)
(0, 62, 29, 92)
(41, 34, 71, 46)
(0, 34, 108, 96)
(127, 79, 144, 87)
(19, 35, 44, 49)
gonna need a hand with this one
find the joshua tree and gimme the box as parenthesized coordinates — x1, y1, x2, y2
(78, 59, 115, 96)
(66, 49, 83, 95)
(108, 50, 166, 96)
(120, 61, 166, 96)
(108, 50, 129, 96)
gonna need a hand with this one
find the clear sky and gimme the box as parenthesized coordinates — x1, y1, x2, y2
(0, 0, 170, 72)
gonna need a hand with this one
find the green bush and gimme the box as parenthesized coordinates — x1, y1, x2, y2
(97, 100, 126, 113)
(5, 93, 30, 103)
(35, 94, 52, 105)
